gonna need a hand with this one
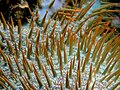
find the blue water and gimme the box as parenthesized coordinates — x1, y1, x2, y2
(38, 0, 102, 20)
(38, 0, 65, 20)
(87, 0, 101, 15)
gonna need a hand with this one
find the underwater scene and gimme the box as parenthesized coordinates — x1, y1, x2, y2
(0, 0, 120, 90)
